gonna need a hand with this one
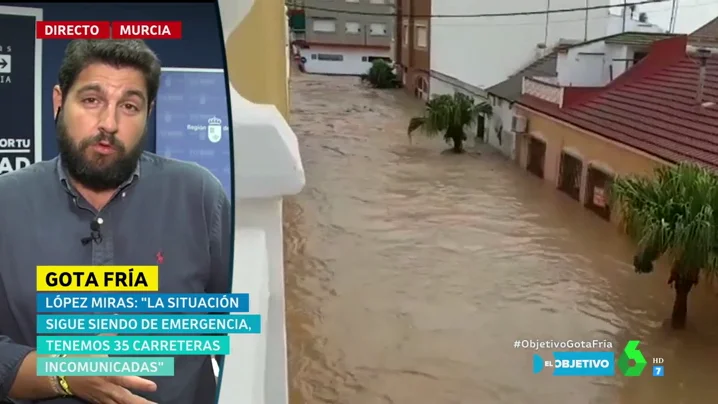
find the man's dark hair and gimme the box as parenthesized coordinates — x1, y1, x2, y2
(58, 40, 162, 109)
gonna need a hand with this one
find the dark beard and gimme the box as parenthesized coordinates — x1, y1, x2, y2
(56, 111, 145, 192)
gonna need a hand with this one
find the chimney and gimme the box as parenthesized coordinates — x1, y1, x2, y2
(695, 48, 711, 103)
(536, 42, 547, 59)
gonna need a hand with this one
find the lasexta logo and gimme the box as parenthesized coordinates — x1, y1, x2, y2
(618, 340, 647, 376)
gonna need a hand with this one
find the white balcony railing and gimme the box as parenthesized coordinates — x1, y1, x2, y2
(217, 97, 305, 404)
(215, 1, 306, 404)
(522, 76, 564, 107)
(216, 98, 304, 404)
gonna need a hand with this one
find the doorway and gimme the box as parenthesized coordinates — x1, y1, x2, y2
(558, 152, 583, 201)
(526, 137, 546, 178)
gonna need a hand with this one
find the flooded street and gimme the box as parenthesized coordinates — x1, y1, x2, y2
(284, 73, 718, 404)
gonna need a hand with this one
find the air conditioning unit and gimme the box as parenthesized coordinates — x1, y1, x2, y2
(511, 114, 528, 133)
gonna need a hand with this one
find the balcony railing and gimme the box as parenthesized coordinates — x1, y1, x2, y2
(522, 76, 563, 107)
(216, 1, 306, 403)
(212, 100, 304, 404)
(290, 29, 306, 42)
(215, 92, 305, 404)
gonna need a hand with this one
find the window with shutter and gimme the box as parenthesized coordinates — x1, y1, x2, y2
(345, 22, 361, 34)
(312, 19, 336, 33)
(369, 23, 387, 36)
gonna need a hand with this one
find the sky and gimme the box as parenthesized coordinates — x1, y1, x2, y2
(610, 0, 718, 33)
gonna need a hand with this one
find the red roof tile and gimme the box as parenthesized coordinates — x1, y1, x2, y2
(518, 37, 718, 168)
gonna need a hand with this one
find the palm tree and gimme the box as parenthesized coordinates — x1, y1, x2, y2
(407, 92, 492, 153)
(361, 59, 400, 89)
(611, 163, 718, 329)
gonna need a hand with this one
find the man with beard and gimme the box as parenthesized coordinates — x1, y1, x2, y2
(0, 40, 230, 403)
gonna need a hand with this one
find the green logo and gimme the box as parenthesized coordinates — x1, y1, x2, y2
(618, 340, 647, 376)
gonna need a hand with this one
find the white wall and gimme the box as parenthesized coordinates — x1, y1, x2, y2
(429, 74, 491, 148)
(556, 41, 642, 87)
(486, 95, 516, 159)
(606, 43, 633, 81)
(556, 40, 607, 86)
(606, 13, 666, 35)
(219, 103, 305, 404)
(430, 1, 667, 94)
(550, 8, 668, 89)
(429, 76, 459, 97)
(299, 46, 391, 75)
(431, 0, 612, 91)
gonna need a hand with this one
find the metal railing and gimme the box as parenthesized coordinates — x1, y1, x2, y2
(522, 76, 564, 107)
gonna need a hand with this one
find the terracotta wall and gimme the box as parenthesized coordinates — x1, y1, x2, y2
(397, 0, 430, 98)
(515, 106, 667, 223)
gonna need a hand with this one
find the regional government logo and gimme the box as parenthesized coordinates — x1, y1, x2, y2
(207, 116, 222, 143)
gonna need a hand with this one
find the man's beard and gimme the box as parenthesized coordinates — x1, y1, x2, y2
(56, 112, 146, 192)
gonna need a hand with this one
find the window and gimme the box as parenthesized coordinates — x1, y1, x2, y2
(415, 25, 428, 48)
(369, 23, 387, 36)
(369, 0, 385, 3)
(558, 152, 583, 201)
(312, 18, 336, 33)
(311, 54, 317, 60)
(317, 53, 343, 61)
(345, 22, 361, 34)
(346, 0, 359, 2)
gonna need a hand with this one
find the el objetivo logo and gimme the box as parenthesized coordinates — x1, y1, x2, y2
(532, 340, 647, 376)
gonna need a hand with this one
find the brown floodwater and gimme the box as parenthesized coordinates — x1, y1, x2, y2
(283, 73, 718, 404)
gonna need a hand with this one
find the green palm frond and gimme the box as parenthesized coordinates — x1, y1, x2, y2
(407, 117, 425, 143)
(364, 60, 399, 88)
(473, 101, 493, 118)
(406, 92, 492, 143)
(612, 162, 718, 276)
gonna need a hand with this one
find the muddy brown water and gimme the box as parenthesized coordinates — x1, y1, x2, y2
(283, 73, 718, 404)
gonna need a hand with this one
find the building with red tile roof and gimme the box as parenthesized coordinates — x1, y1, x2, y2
(511, 34, 718, 222)
(520, 36, 718, 168)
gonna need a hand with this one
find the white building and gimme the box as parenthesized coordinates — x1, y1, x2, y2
(484, 31, 675, 159)
(430, 1, 665, 96)
(606, 11, 665, 36)
(298, 46, 392, 75)
(430, 0, 611, 97)
(294, 0, 395, 76)
(427, 0, 667, 158)
(555, 32, 672, 87)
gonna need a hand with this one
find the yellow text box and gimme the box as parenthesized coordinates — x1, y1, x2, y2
(36, 266, 159, 292)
